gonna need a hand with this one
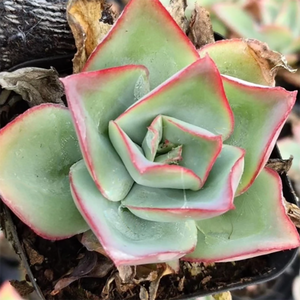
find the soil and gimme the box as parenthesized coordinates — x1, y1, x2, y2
(1, 209, 273, 300)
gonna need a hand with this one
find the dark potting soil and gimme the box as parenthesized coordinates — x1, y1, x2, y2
(8, 213, 271, 300)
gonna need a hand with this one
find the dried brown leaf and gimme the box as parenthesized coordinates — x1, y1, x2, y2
(285, 200, 300, 229)
(164, 0, 188, 33)
(149, 264, 175, 300)
(246, 39, 297, 86)
(67, 0, 115, 73)
(80, 230, 109, 257)
(101, 274, 115, 299)
(187, 5, 214, 49)
(0, 68, 64, 107)
(51, 252, 113, 295)
(117, 265, 135, 283)
(71, 251, 98, 277)
(23, 240, 44, 265)
(134, 264, 158, 284)
(266, 156, 293, 174)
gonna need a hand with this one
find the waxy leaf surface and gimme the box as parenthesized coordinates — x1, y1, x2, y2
(70, 160, 197, 266)
(222, 76, 296, 194)
(199, 39, 277, 86)
(109, 116, 222, 190)
(61, 65, 150, 201)
(116, 57, 234, 143)
(0, 104, 88, 239)
(184, 168, 300, 262)
(122, 145, 244, 222)
(83, 0, 199, 89)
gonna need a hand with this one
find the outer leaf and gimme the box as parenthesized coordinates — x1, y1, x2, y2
(116, 56, 234, 143)
(199, 39, 277, 86)
(222, 76, 296, 194)
(122, 145, 244, 222)
(83, 0, 199, 89)
(61, 65, 149, 201)
(184, 168, 300, 262)
(70, 160, 197, 266)
(0, 104, 88, 239)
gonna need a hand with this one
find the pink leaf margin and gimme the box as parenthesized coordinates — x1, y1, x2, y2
(82, 0, 199, 72)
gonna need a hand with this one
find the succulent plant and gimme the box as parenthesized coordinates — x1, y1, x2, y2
(0, 0, 299, 267)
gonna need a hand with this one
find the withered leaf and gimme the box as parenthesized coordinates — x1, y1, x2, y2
(67, 0, 116, 73)
(51, 252, 113, 295)
(80, 230, 109, 257)
(23, 240, 44, 265)
(164, 0, 188, 33)
(266, 156, 293, 174)
(117, 265, 136, 283)
(285, 200, 300, 229)
(0, 68, 64, 107)
(71, 251, 98, 277)
(246, 39, 297, 86)
(149, 264, 175, 300)
(187, 5, 214, 49)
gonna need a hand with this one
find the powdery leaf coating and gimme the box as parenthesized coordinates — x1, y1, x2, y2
(83, 0, 199, 89)
(184, 168, 300, 262)
(0, 104, 88, 239)
(61, 65, 150, 201)
(222, 76, 296, 194)
(70, 160, 198, 266)
(115, 56, 234, 142)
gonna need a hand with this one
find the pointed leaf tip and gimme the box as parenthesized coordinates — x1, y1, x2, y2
(83, 0, 199, 89)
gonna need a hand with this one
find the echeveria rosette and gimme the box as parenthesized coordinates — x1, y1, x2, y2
(0, 0, 299, 266)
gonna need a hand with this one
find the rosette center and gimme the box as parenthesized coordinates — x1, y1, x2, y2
(109, 115, 223, 191)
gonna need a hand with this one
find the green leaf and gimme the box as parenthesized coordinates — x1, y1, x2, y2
(0, 104, 88, 239)
(83, 0, 199, 89)
(184, 168, 300, 262)
(199, 39, 277, 86)
(116, 56, 234, 144)
(122, 145, 244, 222)
(61, 65, 150, 201)
(70, 160, 197, 266)
(110, 115, 222, 190)
(222, 75, 296, 194)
